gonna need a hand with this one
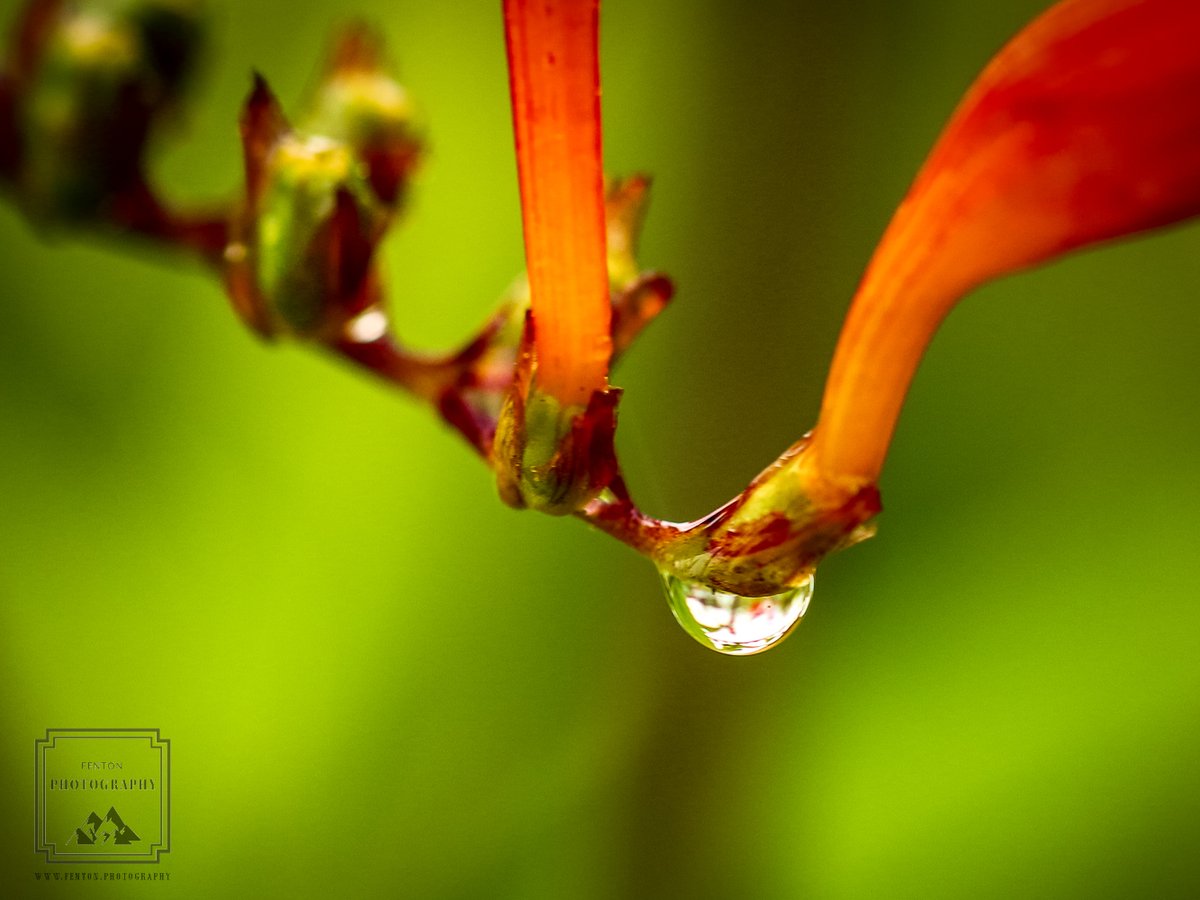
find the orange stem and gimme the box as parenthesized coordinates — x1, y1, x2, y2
(809, 0, 1200, 490)
(503, 0, 612, 408)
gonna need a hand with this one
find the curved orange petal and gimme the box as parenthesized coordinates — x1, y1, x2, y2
(812, 0, 1200, 487)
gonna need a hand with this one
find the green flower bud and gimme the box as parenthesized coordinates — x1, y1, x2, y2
(6, 0, 205, 222)
(298, 24, 421, 209)
(227, 77, 386, 341)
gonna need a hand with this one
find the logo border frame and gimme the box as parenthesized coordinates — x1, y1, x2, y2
(34, 728, 171, 864)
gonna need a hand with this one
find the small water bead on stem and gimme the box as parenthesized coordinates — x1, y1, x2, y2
(660, 569, 814, 656)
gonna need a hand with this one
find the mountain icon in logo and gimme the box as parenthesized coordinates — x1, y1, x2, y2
(69, 807, 140, 846)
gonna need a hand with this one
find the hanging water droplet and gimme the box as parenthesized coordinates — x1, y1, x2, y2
(660, 569, 814, 656)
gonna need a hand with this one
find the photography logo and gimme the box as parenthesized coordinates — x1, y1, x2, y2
(35, 729, 170, 863)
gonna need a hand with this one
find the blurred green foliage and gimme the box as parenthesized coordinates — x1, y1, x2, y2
(2, 1, 1199, 897)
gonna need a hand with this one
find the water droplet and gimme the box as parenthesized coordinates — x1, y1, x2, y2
(344, 307, 389, 343)
(660, 569, 814, 656)
(223, 241, 248, 264)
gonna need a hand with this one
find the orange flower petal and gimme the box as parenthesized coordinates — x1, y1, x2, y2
(813, 0, 1200, 487)
(503, 0, 611, 407)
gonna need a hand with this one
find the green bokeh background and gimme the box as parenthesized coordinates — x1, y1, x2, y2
(3, 1, 1199, 897)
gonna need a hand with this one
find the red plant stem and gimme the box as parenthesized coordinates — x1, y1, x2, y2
(809, 0, 1200, 492)
(10, 0, 1200, 580)
(503, 0, 612, 408)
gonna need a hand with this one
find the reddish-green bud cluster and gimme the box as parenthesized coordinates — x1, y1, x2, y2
(225, 26, 421, 342)
(1, 0, 205, 222)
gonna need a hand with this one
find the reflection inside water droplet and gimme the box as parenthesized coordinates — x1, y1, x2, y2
(660, 570, 814, 656)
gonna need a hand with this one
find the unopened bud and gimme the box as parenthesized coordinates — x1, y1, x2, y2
(6, 0, 205, 221)
(227, 77, 385, 341)
(299, 24, 421, 209)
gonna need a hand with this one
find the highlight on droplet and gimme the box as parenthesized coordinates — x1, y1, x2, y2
(659, 569, 814, 656)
